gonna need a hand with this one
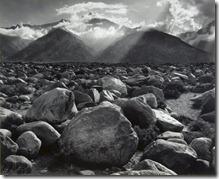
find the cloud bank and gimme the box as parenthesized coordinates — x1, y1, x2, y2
(0, 25, 47, 39)
(154, 0, 215, 35)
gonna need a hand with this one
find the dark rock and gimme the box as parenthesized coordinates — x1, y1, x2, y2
(187, 119, 215, 140)
(200, 111, 216, 123)
(183, 131, 205, 144)
(190, 88, 215, 109)
(115, 97, 157, 129)
(190, 137, 212, 161)
(74, 90, 93, 105)
(141, 139, 197, 174)
(201, 94, 215, 115)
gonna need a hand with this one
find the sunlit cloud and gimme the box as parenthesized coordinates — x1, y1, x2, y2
(155, 0, 215, 35)
(56, 2, 141, 52)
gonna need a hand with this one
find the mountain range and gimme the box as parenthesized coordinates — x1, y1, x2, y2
(1, 18, 215, 64)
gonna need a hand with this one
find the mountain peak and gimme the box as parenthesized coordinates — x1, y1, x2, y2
(10, 27, 93, 63)
(98, 29, 211, 64)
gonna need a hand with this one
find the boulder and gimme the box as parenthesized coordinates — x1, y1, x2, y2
(133, 159, 177, 175)
(190, 137, 212, 161)
(99, 76, 127, 96)
(200, 94, 215, 115)
(59, 102, 138, 166)
(16, 121, 60, 146)
(25, 88, 78, 124)
(0, 135, 18, 159)
(182, 131, 205, 144)
(200, 111, 216, 123)
(115, 98, 157, 129)
(132, 93, 158, 109)
(153, 109, 184, 132)
(74, 90, 93, 105)
(164, 80, 186, 99)
(141, 139, 197, 174)
(16, 131, 42, 158)
(132, 86, 165, 104)
(3, 155, 32, 174)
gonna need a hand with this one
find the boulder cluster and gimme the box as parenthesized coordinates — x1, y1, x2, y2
(0, 62, 216, 175)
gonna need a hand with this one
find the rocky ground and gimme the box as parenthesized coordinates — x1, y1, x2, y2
(0, 62, 216, 176)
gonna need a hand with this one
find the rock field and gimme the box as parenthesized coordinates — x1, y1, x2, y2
(0, 62, 216, 176)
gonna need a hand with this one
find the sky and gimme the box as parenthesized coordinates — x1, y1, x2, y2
(0, 0, 215, 38)
(0, 0, 163, 27)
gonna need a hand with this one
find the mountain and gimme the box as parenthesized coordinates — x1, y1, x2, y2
(0, 34, 31, 61)
(98, 29, 211, 64)
(9, 28, 93, 63)
(179, 21, 215, 61)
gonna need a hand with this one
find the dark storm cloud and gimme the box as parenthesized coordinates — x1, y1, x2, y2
(0, 0, 72, 26)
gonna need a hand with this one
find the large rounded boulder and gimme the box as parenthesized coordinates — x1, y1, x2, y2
(59, 102, 138, 166)
(25, 88, 78, 124)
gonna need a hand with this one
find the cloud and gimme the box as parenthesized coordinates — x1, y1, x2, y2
(156, 0, 215, 35)
(56, 2, 130, 28)
(0, 25, 47, 39)
(56, 2, 141, 53)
